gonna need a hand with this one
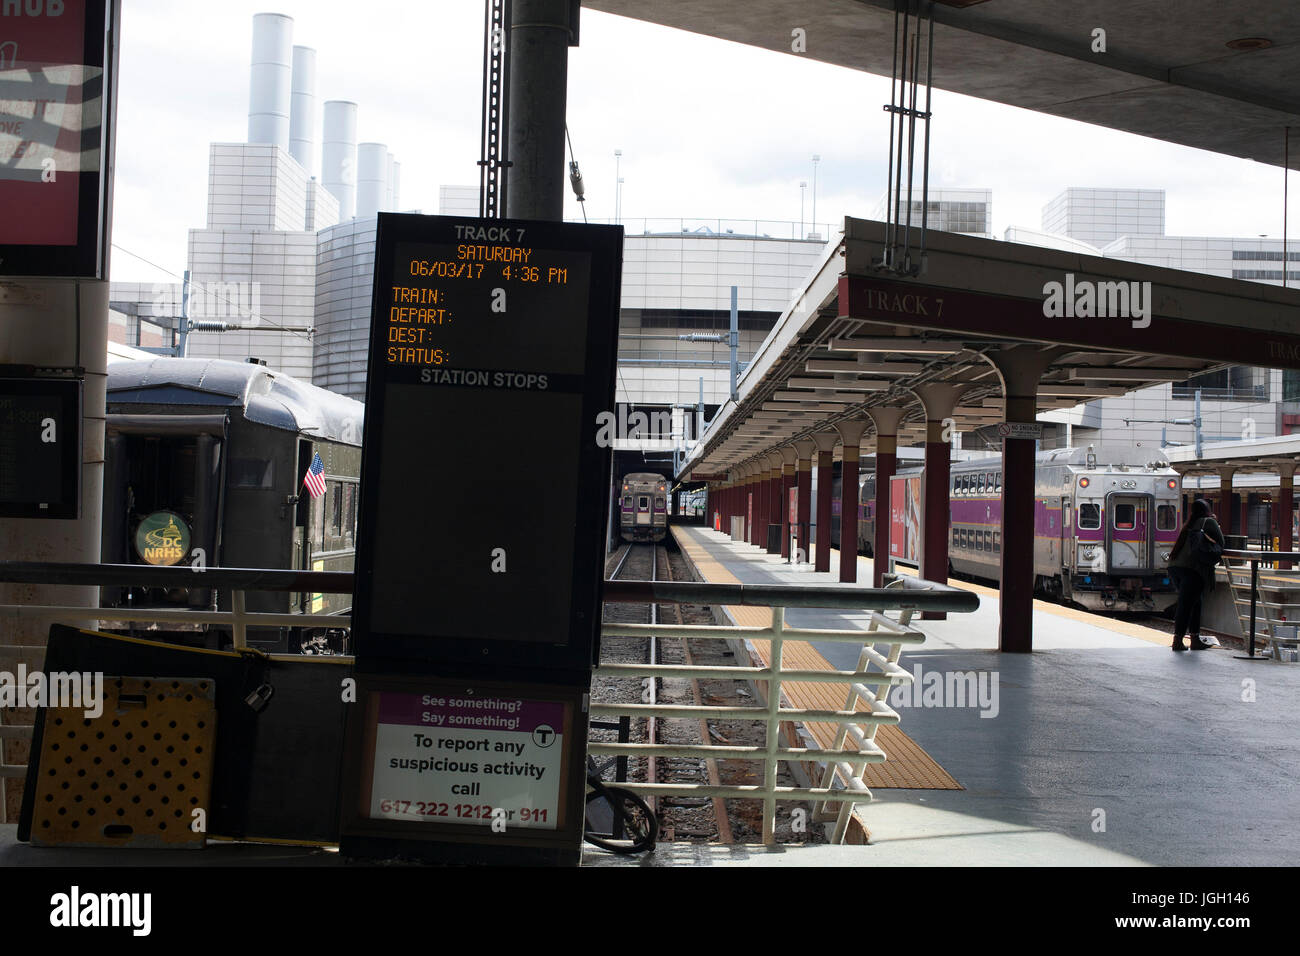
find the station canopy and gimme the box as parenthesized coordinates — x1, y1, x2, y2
(584, 0, 1300, 170)
(678, 218, 1300, 480)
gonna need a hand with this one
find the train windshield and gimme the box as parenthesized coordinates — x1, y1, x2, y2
(1157, 504, 1177, 530)
(1079, 503, 1101, 529)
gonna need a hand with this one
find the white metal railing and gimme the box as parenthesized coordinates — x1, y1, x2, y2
(591, 593, 924, 845)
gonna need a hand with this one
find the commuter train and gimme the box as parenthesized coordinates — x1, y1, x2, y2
(100, 358, 364, 652)
(832, 446, 1182, 612)
(619, 472, 668, 542)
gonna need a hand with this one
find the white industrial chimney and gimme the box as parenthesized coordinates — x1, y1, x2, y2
(385, 151, 395, 209)
(322, 100, 358, 219)
(289, 45, 317, 174)
(356, 142, 388, 220)
(390, 160, 401, 211)
(248, 13, 293, 150)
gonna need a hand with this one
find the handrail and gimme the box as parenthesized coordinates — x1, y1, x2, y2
(601, 578, 978, 613)
(0, 561, 352, 592)
(1219, 550, 1300, 660)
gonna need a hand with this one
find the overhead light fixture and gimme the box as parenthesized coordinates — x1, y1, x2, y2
(805, 359, 925, 374)
(1226, 37, 1272, 50)
(1066, 367, 1192, 381)
(828, 337, 963, 354)
(787, 377, 890, 390)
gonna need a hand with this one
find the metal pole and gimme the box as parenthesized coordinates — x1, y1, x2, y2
(1249, 559, 1258, 658)
(729, 286, 739, 402)
(505, 0, 574, 221)
(1194, 388, 1203, 459)
(812, 156, 819, 236)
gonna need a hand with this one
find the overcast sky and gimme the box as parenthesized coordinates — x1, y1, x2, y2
(109, 0, 1295, 282)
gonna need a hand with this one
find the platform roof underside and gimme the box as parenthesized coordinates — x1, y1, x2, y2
(584, 0, 1300, 171)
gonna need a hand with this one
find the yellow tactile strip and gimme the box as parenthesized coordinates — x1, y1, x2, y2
(671, 526, 962, 790)
(855, 551, 1177, 647)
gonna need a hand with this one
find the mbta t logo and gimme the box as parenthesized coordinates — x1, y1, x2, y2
(532, 724, 556, 748)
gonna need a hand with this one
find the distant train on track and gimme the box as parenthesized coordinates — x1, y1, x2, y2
(831, 445, 1182, 612)
(619, 472, 668, 542)
(100, 358, 364, 652)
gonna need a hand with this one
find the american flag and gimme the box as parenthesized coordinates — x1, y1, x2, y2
(302, 452, 326, 499)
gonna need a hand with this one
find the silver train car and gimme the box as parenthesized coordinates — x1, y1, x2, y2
(619, 472, 668, 542)
(943, 445, 1182, 613)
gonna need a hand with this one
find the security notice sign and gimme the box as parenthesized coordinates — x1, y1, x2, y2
(342, 675, 586, 865)
(366, 690, 565, 831)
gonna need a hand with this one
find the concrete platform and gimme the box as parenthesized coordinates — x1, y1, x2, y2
(631, 525, 1300, 867)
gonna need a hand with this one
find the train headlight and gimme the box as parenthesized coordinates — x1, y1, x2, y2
(1081, 547, 1096, 560)
(1167, 479, 1177, 490)
(1160, 551, 1171, 562)
(1079, 477, 1090, 488)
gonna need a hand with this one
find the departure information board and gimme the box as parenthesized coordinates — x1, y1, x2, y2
(0, 377, 81, 519)
(352, 214, 623, 674)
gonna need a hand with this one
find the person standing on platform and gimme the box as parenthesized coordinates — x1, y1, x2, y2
(1167, 497, 1225, 651)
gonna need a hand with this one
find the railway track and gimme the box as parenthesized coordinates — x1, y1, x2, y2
(594, 536, 826, 845)
(594, 540, 730, 844)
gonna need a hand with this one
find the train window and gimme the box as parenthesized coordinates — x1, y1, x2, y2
(1079, 503, 1101, 529)
(321, 480, 355, 552)
(230, 458, 274, 489)
(1114, 504, 1136, 530)
(983, 529, 992, 551)
(1157, 504, 1177, 530)
(994, 473, 1002, 493)
(993, 531, 1000, 553)
(622, 495, 632, 509)
(638, 495, 649, 511)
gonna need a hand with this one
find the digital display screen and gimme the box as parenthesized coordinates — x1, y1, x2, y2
(353, 214, 622, 671)
(368, 386, 582, 642)
(0, 0, 112, 277)
(0, 377, 81, 518)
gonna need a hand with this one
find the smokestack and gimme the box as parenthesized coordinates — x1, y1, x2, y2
(248, 13, 293, 150)
(385, 151, 395, 209)
(391, 160, 401, 211)
(322, 100, 358, 219)
(357, 142, 388, 220)
(289, 45, 317, 174)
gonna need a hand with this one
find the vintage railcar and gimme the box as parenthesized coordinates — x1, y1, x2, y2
(100, 358, 364, 652)
(619, 472, 668, 542)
